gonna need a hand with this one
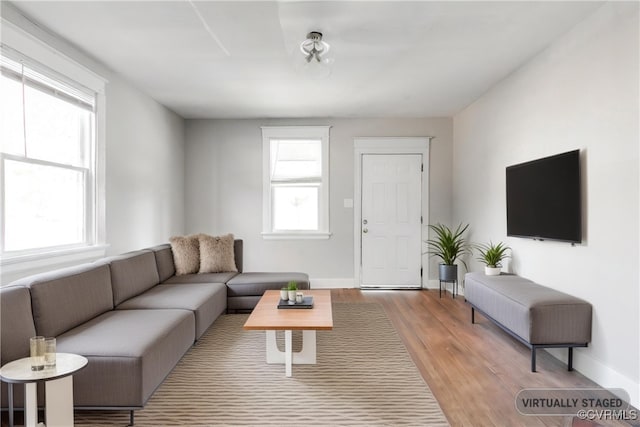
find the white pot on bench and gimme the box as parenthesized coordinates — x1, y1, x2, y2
(484, 266, 501, 276)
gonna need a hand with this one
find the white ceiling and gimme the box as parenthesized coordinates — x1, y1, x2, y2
(8, 1, 603, 119)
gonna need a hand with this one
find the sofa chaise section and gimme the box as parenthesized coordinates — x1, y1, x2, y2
(226, 272, 310, 311)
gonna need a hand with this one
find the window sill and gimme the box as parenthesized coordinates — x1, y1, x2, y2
(261, 232, 332, 240)
(1, 244, 109, 285)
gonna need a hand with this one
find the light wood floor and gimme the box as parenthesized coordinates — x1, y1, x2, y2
(331, 288, 636, 427)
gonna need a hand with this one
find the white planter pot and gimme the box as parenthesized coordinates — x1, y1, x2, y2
(280, 289, 288, 301)
(485, 266, 502, 276)
(288, 290, 297, 301)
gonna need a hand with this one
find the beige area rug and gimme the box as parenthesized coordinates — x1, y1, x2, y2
(75, 303, 449, 426)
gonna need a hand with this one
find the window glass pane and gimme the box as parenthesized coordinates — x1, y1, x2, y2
(4, 159, 85, 251)
(0, 74, 25, 156)
(272, 186, 319, 231)
(24, 85, 91, 167)
(271, 139, 321, 180)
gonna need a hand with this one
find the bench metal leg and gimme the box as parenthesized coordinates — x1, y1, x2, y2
(129, 410, 135, 426)
(531, 347, 537, 372)
(568, 347, 573, 371)
(471, 307, 475, 324)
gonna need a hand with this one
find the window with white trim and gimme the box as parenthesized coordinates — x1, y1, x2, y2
(1, 51, 98, 257)
(261, 126, 331, 239)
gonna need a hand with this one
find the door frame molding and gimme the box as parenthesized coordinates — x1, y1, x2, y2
(353, 137, 432, 288)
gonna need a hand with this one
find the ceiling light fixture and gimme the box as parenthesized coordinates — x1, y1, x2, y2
(300, 31, 330, 63)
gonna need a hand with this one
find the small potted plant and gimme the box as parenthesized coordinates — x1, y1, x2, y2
(425, 223, 471, 282)
(475, 241, 510, 276)
(287, 281, 298, 302)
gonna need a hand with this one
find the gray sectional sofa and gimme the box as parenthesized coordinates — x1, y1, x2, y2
(0, 239, 309, 424)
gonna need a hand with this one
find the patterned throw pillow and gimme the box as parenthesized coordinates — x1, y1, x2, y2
(169, 234, 200, 275)
(199, 233, 237, 273)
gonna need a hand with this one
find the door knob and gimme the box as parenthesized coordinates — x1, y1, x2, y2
(363, 228, 368, 233)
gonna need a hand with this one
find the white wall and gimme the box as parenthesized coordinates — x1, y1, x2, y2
(185, 118, 453, 284)
(453, 2, 639, 407)
(105, 79, 185, 255)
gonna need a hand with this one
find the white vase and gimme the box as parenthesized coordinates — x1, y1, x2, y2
(485, 266, 501, 276)
(280, 289, 288, 301)
(288, 290, 297, 301)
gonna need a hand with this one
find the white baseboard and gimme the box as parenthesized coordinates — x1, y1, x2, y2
(310, 278, 356, 289)
(425, 279, 466, 296)
(546, 348, 639, 409)
(310, 278, 468, 293)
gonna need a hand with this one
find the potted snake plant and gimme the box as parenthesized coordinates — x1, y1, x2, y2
(426, 223, 471, 282)
(475, 241, 510, 276)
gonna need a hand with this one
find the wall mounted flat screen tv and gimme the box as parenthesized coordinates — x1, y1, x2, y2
(506, 150, 581, 243)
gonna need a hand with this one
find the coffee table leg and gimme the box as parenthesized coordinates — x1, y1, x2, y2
(264, 330, 317, 376)
(285, 330, 293, 377)
(25, 382, 37, 427)
(46, 376, 74, 427)
(265, 330, 279, 363)
(296, 330, 317, 364)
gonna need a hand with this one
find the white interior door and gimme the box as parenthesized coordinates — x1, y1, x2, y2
(360, 154, 422, 288)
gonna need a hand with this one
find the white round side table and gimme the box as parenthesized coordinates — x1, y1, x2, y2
(0, 353, 88, 427)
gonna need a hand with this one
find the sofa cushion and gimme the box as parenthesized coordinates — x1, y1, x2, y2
(100, 251, 160, 306)
(170, 235, 200, 275)
(162, 272, 238, 284)
(13, 263, 113, 338)
(0, 286, 36, 365)
(199, 233, 237, 273)
(56, 309, 195, 407)
(234, 239, 243, 273)
(226, 272, 310, 297)
(117, 283, 227, 339)
(148, 244, 176, 282)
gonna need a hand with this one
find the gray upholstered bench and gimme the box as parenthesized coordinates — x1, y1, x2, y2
(465, 272, 592, 372)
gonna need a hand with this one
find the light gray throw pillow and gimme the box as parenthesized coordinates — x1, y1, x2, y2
(169, 234, 200, 275)
(199, 233, 238, 273)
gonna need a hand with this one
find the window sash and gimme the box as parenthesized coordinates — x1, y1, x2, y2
(271, 183, 320, 232)
(1, 154, 93, 255)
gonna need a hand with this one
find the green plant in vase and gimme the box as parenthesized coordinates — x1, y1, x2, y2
(475, 241, 510, 276)
(425, 223, 471, 282)
(287, 281, 298, 301)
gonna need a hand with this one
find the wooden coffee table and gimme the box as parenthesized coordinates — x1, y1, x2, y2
(243, 289, 333, 377)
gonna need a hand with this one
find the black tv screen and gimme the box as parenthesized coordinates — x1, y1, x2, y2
(506, 150, 581, 243)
